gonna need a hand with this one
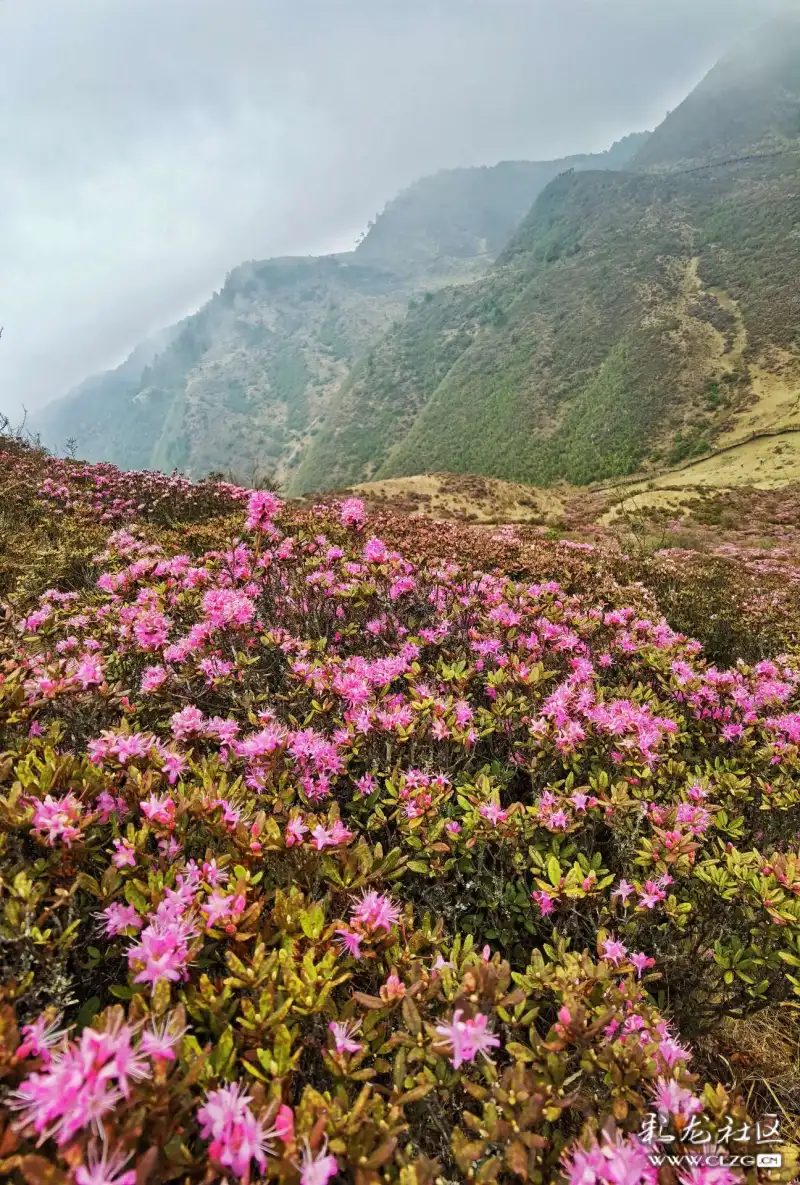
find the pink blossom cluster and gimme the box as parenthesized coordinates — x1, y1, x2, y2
(196, 1082, 274, 1180)
(9, 1013, 166, 1146)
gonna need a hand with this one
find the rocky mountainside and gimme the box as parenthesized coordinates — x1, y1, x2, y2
(32, 137, 649, 483)
(294, 16, 800, 492)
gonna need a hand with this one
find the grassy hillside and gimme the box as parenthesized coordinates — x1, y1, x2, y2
(295, 20, 800, 494)
(33, 137, 649, 484)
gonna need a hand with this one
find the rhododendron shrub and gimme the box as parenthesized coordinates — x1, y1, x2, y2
(1, 439, 800, 1182)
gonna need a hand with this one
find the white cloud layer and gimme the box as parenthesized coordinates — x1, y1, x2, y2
(0, 0, 790, 417)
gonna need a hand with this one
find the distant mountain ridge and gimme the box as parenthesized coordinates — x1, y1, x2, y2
(353, 133, 650, 265)
(633, 15, 800, 171)
(294, 15, 800, 492)
(31, 134, 649, 482)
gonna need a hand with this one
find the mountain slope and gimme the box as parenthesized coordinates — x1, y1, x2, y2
(32, 136, 648, 482)
(633, 14, 800, 170)
(34, 256, 421, 480)
(353, 133, 649, 265)
(294, 18, 800, 493)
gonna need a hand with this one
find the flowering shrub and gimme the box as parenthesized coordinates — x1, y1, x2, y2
(1, 440, 800, 1182)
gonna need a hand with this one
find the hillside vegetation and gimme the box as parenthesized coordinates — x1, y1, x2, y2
(31, 138, 649, 485)
(295, 17, 800, 493)
(3, 432, 800, 1183)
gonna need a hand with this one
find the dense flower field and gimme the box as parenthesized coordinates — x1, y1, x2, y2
(2, 439, 800, 1184)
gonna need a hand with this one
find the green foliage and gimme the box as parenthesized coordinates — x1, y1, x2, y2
(2, 437, 800, 1182)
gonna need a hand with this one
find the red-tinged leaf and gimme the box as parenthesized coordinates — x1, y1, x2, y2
(0, 1122, 20, 1158)
(352, 992, 386, 1010)
(401, 996, 421, 1035)
(19, 1156, 68, 1185)
(135, 1147, 160, 1185)
(398, 1083, 434, 1105)
(477, 1155, 503, 1182)
(364, 1138, 398, 1169)
(506, 1141, 530, 1180)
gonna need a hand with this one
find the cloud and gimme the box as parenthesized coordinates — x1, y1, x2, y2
(0, 0, 790, 417)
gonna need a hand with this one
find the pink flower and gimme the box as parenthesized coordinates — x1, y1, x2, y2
(630, 951, 656, 978)
(334, 928, 363, 959)
(611, 879, 635, 904)
(380, 970, 406, 1001)
(350, 890, 400, 934)
(169, 705, 205, 740)
(300, 1139, 339, 1185)
(549, 809, 569, 830)
(126, 915, 195, 992)
(31, 793, 83, 847)
(74, 654, 104, 688)
(140, 665, 167, 693)
(74, 1142, 137, 1185)
(356, 773, 377, 796)
(16, 1014, 68, 1065)
(202, 588, 256, 629)
(328, 819, 354, 844)
(638, 881, 666, 909)
(246, 489, 282, 531)
(531, 890, 555, 916)
(133, 609, 170, 651)
(197, 1082, 274, 1180)
(652, 1077, 703, 1122)
(479, 801, 508, 824)
(311, 824, 335, 850)
(562, 1132, 657, 1185)
(140, 1016, 185, 1064)
(339, 497, 366, 529)
(97, 792, 128, 823)
(202, 890, 233, 928)
(112, 838, 136, 869)
(201, 859, 229, 886)
(160, 750, 187, 784)
(139, 793, 175, 828)
(363, 537, 388, 564)
(658, 1033, 692, 1068)
(678, 1163, 742, 1185)
(274, 1103, 294, 1144)
(434, 1009, 501, 1069)
(99, 903, 142, 937)
(329, 1019, 363, 1054)
(9, 1014, 150, 1146)
(601, 937, 628, 966)
(285, 816, 309, 846)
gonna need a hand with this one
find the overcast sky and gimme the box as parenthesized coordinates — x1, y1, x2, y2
(0, 0, 792, 418)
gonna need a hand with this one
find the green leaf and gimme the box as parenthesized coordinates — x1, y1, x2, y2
(300, 904, 325, 940)
(212, 1026, 235, 1075)
(74, 995, 101, 1030)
